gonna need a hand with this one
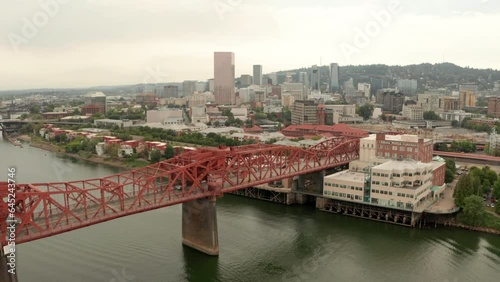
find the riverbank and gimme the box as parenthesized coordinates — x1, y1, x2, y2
(29, 140, 149, 170)
(445, 222, 500, 235)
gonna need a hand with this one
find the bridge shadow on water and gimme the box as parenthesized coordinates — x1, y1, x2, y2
(181, 245, 220, 282)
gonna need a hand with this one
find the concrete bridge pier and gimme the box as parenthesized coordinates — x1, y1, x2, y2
(182, 196, 219, 256)
(0, 247, 18, 282)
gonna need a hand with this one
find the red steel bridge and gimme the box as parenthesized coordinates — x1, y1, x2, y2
(0, 136, 359, 268)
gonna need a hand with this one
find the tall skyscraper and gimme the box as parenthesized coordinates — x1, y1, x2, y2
(311, 65, 320, 91)
(164, 85, 179, 98)
(214, 52, 235, 105)
(329, 63, 340, 91)
(182, 80, 197, 96)
(396, 79, 418, 94)
(253, 65, 263, 85)
(240, 74, 253, 87)
(299, 72, 309, 89)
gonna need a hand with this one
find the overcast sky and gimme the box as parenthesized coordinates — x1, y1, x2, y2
(0, 0, 499, 90)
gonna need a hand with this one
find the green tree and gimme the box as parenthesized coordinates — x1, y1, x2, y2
(255, 112, 267, 120)
(445, 159, 456, 174)
(30, 104, 40, 114)
(107, 143, 120, 158)
(496, 203, 500, 215)
(482, 166, 498, 184)
(453, 174, 474, 207)
(493, 180, 500, 199)
(458, 195, 485, 226)
(282, 107, 292, 125)
(20, 123, 34, 134)
(445, 169, 455, 183)
(451, 120, 460, 127)
(357, 104, 374, 120)
(54, 133, 68, 143)
(423, 111, 440, 120)
(164, 144, 175, 159)
(450, 140, 476, 153)
(65, 140, 82, 153)
(482, 179, 491, 194)
(43, 103, 55, 112)
(471, 175, 482, 196)
(150, 149, 162, 163)
(245, 119, 253, 128)
(437, 143, 448, 151)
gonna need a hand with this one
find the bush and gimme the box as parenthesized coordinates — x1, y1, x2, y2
(457, 195, 485, 226)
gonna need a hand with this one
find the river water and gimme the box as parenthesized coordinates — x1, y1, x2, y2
(1, 137, 499, 282)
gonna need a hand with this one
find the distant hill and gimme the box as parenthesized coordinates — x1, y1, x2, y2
(273, 63, 500, 92)
(2, 63, 499, 96)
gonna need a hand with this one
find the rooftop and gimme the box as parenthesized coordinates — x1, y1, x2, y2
(364, 133, 431, 143)
(61, 115, 91, 120)
(281, 123, 368, 136)
(325, 170, 365, 183)
(200, 127, 243, 134)
(86, 92, 106, 97)
(373, 160, 433, 171)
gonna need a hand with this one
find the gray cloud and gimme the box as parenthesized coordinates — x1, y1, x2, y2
(0, 0, 499, 90)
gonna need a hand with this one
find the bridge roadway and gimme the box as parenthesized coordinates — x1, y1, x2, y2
(1, 137, 359, 246)
(434, 151, 500, 164)
(0, 119, 87, 126)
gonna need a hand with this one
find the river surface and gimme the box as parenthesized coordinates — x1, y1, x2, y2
(1, 137, 499, 282)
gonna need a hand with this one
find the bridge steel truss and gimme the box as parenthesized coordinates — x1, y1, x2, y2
(0, 137, 360, 245)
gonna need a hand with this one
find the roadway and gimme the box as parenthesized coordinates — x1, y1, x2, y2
(434, 151, 500, 164)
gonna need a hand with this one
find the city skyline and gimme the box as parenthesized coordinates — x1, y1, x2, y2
(1, 0, 500, 90)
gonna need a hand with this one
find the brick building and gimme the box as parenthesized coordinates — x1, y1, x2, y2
(488, 97, 500, 118)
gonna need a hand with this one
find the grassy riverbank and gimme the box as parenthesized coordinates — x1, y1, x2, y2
(30, 139, 150, 170)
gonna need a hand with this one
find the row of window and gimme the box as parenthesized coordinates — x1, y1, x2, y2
(371, 181, 390, 186)
(324, 191, 362, 200)
(371, 198, 414, 209)
(372, 172, 390, 177)
(377, 152, 419, 159)
(325, 183, 363, 191)
(371, 171, 431, 178)
(379, 141, 417, 147)
(372, 189, 416, 199)
(397, 192, 414, 198)
(378, 145, 420, 152)
(372, 189, 392, 196)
